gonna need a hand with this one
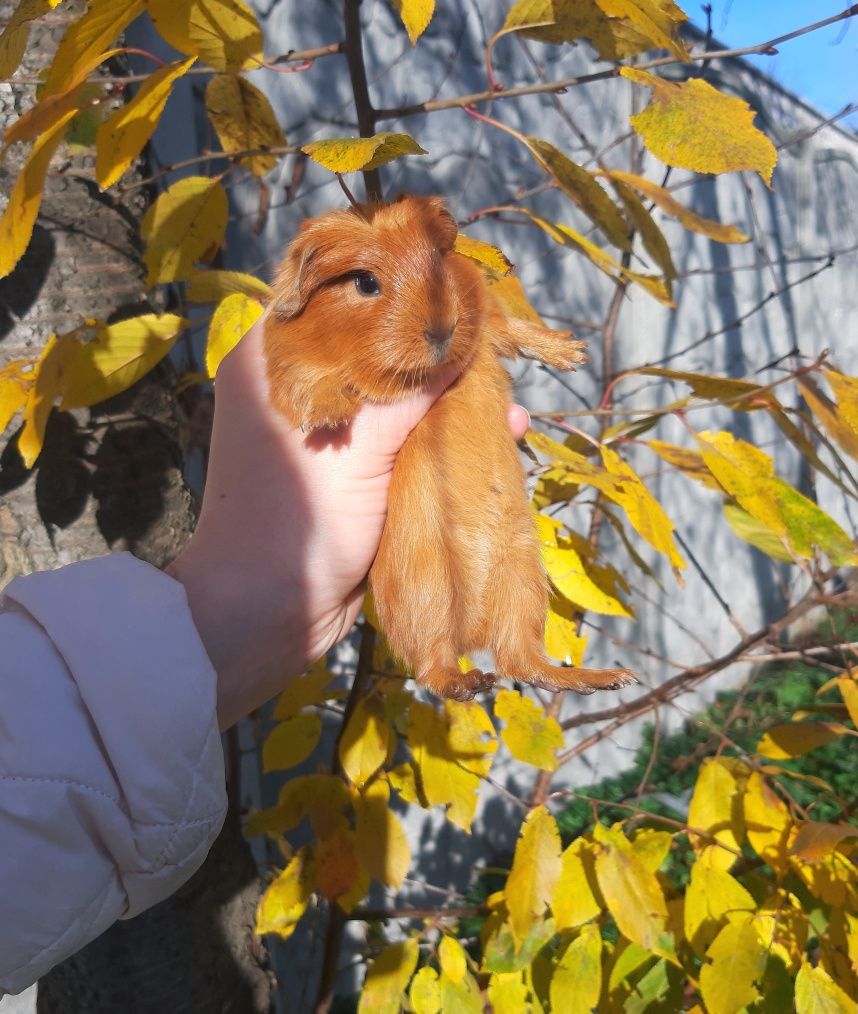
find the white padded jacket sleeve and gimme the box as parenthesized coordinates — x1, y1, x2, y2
(0, 553, 227, 996)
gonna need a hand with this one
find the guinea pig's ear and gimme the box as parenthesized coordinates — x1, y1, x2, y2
(406, 195, 458, 253)
(270, 233, 319, 320)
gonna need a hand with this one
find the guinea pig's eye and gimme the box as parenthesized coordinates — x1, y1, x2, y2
(353, 271, 381, 297)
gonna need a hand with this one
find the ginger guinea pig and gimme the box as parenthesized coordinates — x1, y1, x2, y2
(264, 195, 634, 701)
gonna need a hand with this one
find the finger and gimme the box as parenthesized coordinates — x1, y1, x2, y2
(508, 403, 531, 441)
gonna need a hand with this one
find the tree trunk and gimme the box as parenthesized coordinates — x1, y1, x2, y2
(1, 6, 272, 1010)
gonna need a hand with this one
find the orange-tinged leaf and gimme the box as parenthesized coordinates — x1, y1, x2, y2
(18, 333, 79, 468)
(684, 860, 755, 956)
(187, 268, 272, 303)
(61, 313, 187, 409)
(825, 370, 858, 438)
(0, 108, 77, 279)
(205, 73, 286, 175)
(315, 826, 360, 901)
(43, 0, 144, 98)
(454, 234, 512, 278)
(354, 780, 410, 889)
(593, 823, 672, 958)
(338, 694, 391, 789)
(0, 361, 33, 434)
(494, 689, 563, 771)
(647, 440, 722, 490)
(490, 274, 544, 323)
(687, 757, 745, 870)
(621, 68, 777, 185)
(141, 176, 228, 285)
(552, 838, 602, 929)
(795, 960, 858, 1014)
(743, 771, 791, 872)
(390, 0, 436, 44)
(800, 373, 858, 463)
(550, 923, 601, 1014)
(790, 821, 858, 863)
(273, 659, 333, 720)
(792, 849, 857, 907)
(526, 138, 630, 250)
(600, 445, 685, 575)
(0, 0, 51, 80)
(357, 938, 420, 1014)
(505, 806, 562, 941)
(409, 966, 441, 1014)
(757, 721, 845, 760)
(303, 132, 427, 173)
(146, 0, 263, 72)
(605, 168, 748, 242)
(206, 293, 264, 378)
(699, 918, 767, 1014)
(697, 429, 857, 565)
(255, 847, 314, 938)
(262, 712, 322, 773)
(96, 58, 196, 189)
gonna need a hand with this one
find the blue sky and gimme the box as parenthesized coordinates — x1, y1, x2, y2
(690, 1, 858, 129)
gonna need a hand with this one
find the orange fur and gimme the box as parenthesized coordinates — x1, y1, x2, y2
(265, 196, 635, 701)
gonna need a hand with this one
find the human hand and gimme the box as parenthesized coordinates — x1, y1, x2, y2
(167, 315, 530, 729)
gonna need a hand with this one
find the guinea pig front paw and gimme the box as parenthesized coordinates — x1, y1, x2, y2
(301, 391, 359, 432)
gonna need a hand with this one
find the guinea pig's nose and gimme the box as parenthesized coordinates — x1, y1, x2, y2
(424, 323, 455, 348)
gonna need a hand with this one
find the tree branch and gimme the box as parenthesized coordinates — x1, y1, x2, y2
(343, 0, 381, 202)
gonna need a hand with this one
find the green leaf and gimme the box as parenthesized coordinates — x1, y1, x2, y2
(621, 68, 777, 185)
(723, 502, 795, 562)
(302, 132, 427, 173)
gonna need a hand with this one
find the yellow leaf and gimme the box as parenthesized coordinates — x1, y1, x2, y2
(526, 138, 630, 250)
(487, 972, 529, 1014)
(141, 175, 229, 285)
(647, 439, 722, 491)
(600, 445, 685, 575)
(699, 918, 767, 1014)
(276, 773, 351, 839)
(621, 68, 777, 186)
(608, 177, 676, 285)
(438, 967, 483, 1014)
(594, 0, 688, 60)
(494, 689, 563, 771)
(687, 757, 744, 870)
(146, 0, 263, 72)
(528, 430, 620, 490)
(205, 73, 286, 175)
(631, 828, 672, 873)
(18, 333, 80, 468)
(0, 108, 77, 279)
(593, 823, 672, 958)
(95, 58, 196, 189)
(605, 169, 748, 243)
(790, 822, 858, 863)
(386, 761, 424, 807)
(315, 826, 360, 901)
(336, 866, 370, 915)
(302, 131, 427, 173)
(262, 712, 322, 773)
(454, 233, 512, 278)
(255, 847, 314, 938)
(357, 938, 420, 1014)
(438, 935, 468, 983)
(501, 0, 648, 59)
(792, 850, 857, 908)
(550, 923, 602, 1014)
(354, 780, 411, 889)
(542, 541, 632, 616)
(206, 293, 264, 378)
(490, 274, 544, 323)
(0, 361, 33, 434)
(723, 502, 795, 562)
(390, 0, 436, 44)
(683, 860, 755, 957)
(42, 0, 144, 98)
(839, 675, 858, 728)
(757, 721, 844, 760)
(743, 771, 791, 873)
(273, 658, 333, 720)
(61, 313, 187, 409)
(697, 430, 857, 566)
(0, 0, 51, 80)
(544, 593, 587, 666)
(800, 373, 858, 463)
(517, 207, 674, 304)
(553, 838, 602, 930)
(825, 370, 858, 441)
(795, 961, 858, 1014)
(752, 889, 807, 971)
(338, 694, 391, 789)
(505, 806, 562, 941)
(409, 966, 441, 1014)
(186, 268, 271, 303)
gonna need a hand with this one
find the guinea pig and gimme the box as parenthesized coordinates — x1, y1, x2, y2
(264, 194, 635, 701)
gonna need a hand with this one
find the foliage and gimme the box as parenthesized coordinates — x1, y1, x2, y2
(3, 0, 857, 1010)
